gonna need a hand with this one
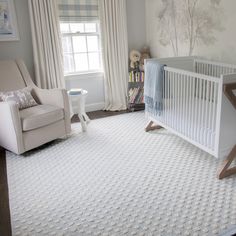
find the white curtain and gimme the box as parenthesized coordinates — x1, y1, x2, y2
(28, 0, 65, 89)
(99, 0, 129, 111)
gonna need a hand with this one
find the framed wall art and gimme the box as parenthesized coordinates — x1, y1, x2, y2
(0, 0, 19, 41)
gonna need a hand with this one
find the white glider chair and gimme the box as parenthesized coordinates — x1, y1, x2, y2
(0, 60, 71, 154)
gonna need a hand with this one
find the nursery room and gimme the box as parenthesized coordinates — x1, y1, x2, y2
(1, 0, 236, 235)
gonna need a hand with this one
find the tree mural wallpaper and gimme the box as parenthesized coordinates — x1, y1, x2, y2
(157, 0, 224, 56)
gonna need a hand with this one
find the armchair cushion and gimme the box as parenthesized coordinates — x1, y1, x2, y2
(20, 104, 64, 131)
(0, 87, 38, 110)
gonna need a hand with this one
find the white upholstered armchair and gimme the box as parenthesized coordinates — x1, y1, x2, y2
(0, 60, 71, 154)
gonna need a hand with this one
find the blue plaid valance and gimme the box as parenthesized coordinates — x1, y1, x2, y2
(58, 0, 99, 22)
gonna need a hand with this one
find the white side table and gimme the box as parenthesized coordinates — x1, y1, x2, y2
(68, 90, 91, 132)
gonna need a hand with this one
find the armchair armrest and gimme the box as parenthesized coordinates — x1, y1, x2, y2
(0, 102, 24, 154)
(32, 87, 71, 134)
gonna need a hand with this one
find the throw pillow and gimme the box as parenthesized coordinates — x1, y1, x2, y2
(0, 87, 38, 110)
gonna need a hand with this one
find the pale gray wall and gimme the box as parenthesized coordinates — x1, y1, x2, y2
(126, 0, 147, 51)
(0, 0, 34, 78)
(146, 0, 236, 65)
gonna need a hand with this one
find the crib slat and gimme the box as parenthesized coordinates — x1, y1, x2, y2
(198, 79, 203, 143)
(211, 82, 215, 148)
(212, 82, 218, 148)
(193, 78, 198, 141)
(215, 65, 218, 77)
(208, 81, 214, 148)
(186, 75, 190, 136)
(205, 80, 210, 147)
(202, 80, 207, 145)
(164, 70, 167, 124)
(183, 74, 186, 135)
(166, 70, 168, 124)
(167, 72, 170, 126)
(200, 80, 205, 145)
(204, 63, 206, 75)
(183, 75, 186, 135)
(169, 72, 172, 126)
(174, 72, 177, 128)
(190, 76, 194, 141)
(171, 72, 174, 128)
(163, 70, 166, 123)
(165, 71, 167, 122)
(169, 72, 173, 127)
(195, 61, 198, 73)
(180, 74, 184, 133)
(177, 73, 180, 132)
(193, 78, 197, 141)
(178, 73, 181, 132)
(212, 65, 214, 77)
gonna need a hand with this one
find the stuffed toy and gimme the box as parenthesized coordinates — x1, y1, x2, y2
(129, 50, 141, 70)
(139, 46, 151, 71)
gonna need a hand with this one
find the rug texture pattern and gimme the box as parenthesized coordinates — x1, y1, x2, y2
(6, 112, 236, 236)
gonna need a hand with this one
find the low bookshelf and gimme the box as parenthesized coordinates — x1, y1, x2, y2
(128, 69, 145, 111)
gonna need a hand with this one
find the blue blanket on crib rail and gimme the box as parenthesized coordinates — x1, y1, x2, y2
(144, 61, 165, 116)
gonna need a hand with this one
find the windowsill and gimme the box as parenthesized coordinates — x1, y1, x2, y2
(64, 71, 104, 80)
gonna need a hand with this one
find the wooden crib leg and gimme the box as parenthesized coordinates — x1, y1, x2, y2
(218, 145, 236, 179)
(145, 121, 163, 132)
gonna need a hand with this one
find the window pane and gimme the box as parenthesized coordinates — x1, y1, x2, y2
(73, 36, 87, 53)
(62, 37, 73, 53)
(64, 54, 74, 73)
(85, 23, 97, 33)
(70, 23, 84, 33)
(88, 52, 100, 70)
(87, 36, 99, 52)
(74, 53, 88, 71)
(60, 23, 70, 33)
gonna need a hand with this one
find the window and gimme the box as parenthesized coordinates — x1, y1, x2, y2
(60, 22, 102, 75)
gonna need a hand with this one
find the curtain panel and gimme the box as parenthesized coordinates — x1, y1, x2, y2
(99, 0, 129, 111)
(28, 0, 65, 89)
(58, 0, 98, 22)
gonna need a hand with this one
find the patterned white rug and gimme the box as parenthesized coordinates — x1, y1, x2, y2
(7, 112, 236, 236)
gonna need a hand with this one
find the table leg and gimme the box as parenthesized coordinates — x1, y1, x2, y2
(78, 114, 87, 132)
(83, 113, 91, 124)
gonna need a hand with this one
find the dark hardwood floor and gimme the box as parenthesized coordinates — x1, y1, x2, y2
(71, 109, 129, 123)
(0, 110, 132, 236)
(0, 147, 12, 236)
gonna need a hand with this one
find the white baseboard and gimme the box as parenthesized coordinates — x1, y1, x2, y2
(85, 102, 105, 112)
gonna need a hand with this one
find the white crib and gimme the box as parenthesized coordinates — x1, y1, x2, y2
(145, 56, 236, 179)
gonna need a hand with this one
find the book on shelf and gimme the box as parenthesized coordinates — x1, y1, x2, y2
(129, 87, 139, 103)
(128, 87, 144, 104)
(129, 71, 144, 82)
(134, 88, 144, 104)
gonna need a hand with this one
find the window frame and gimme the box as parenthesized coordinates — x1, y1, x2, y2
(60, 21, 103, 76)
